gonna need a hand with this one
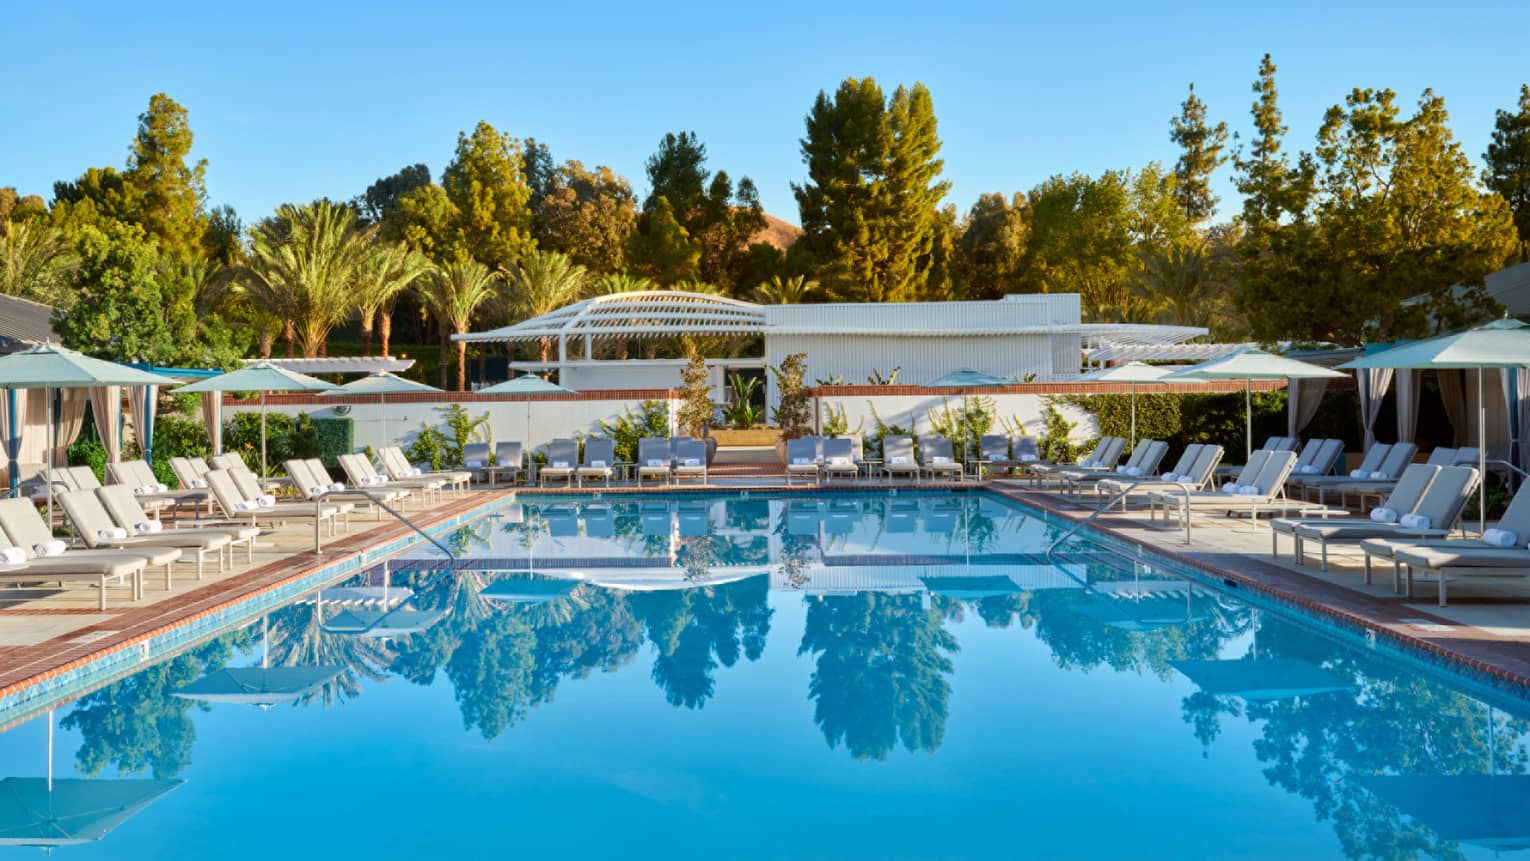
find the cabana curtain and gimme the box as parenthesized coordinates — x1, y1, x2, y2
(1286, 379, 1329, 438)
(52, 390, 88, 466)
(88, 385, 121, 463)
(200, 392, 223, 454)
(127, 385, 156, 460)
(1356, 368, 1394, 452)
(1395, 370, 1420, 444)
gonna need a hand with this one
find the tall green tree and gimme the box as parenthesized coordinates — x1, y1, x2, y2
(1484, 84, 1530, 260)
(356, 241, 433, 356)
(122, 93, 209, 258)
(440, 121, 535, 267)
(420, 256, 500, 390)
(625, 196, 700, 285)
(952, 192, 1029, 299)
(354, 164, 431, 226)
(0, 220, 75, 305)
(794, 78, 950, 302)
(1021, 171, 1134, 315)
(639, 132, 764, 290)
(53, 221, 194, 363)
(1168, 83, 1230, 223)
(535, 160, 637, 273)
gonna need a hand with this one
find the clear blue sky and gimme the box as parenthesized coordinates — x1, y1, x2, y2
(4, 0, 1527, 227)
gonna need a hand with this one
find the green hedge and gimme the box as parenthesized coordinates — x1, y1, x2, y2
(312, 418, 354, 468)
(1059, 390, 1290, 456)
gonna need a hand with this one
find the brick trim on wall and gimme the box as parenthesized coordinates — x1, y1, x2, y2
(804, 379, 1333, 397)
(229, 388, 680, 406)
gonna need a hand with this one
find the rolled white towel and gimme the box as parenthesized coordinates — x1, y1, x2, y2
(329, 483, 344, 492)
(1161, 472, 1178, 482)
(97, 527, 128, 541)
(1368, 471, 1388, 480)
(34, 540, 68, 557)
(1019, 454, 1038, 463)
(189, 478, 207, 489)
(792, 458, 810, 466)
(1349, 469, 1367, 478)
(133, 485, 152, 495)
(684, 458, 701, 467)
(1222, 483, 1244, 494)
(987, 454, 1004, 461)
(830, 456, 850, 465)
(1115, 465, 1131, 474)
(407, 467, 423, 477)
(1370, 507, 1399, 524)
(306, 487, 325, 499)
(646, 459, 665, 468)
(0, 547, 25, 566)
(1482, 528, 1518, 548)
(1236, 486, 1261, 496)
(1399, 513, 1432, 530)
(590, 460, 607, 468)
(257, 494, 277, 508)
(1124, 466, 1143, 477)
(233, 500, 257, 513)
(890, 456, 909, 465)
(134, 520, 163, 534)
(155, 482, 169, 493)
(551, 461, 570, 469)
(1294, 464, 1318, 475)
(466, 460, 485, 468)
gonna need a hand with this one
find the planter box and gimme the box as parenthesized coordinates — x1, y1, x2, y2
(711, 428, 781, 447)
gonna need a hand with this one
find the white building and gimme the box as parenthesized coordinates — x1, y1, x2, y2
(454, 291, 1207, 405)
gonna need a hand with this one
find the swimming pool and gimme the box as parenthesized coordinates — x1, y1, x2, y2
(1, 490, 1526, 859)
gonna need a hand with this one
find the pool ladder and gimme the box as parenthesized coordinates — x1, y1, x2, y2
(1045, 480, 1195, 557)
(313, 487, 456, 559)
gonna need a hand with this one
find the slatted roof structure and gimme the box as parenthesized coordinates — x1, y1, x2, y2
(1085, 342, 1252, 363)
(243, 356, 415, 374)
(456, 291, 768, 345)
(0, 295, 57, 353)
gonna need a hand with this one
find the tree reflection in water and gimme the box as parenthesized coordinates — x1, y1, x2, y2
(630, 576, 772, 709)
(798, 592, 958, 761)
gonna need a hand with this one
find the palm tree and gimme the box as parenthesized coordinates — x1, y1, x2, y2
(751, 274, 820, 305)
(421, 257, 501, 390)
(235, 201, 371, 357)
(585, 273, 652, 359)
(1133, 242, 1210, 327)
(356, 241, 432, 356)
(0, 221, 75, 306)
(505, 250, 586, 363)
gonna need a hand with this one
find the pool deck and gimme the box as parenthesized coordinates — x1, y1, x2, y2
(3, 451, 1530, 712)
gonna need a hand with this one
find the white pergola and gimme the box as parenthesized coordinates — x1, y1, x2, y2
(456, 291, 767, 357)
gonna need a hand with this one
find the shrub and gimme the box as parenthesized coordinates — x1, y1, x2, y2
(722, 373, 763, 429)
(926, 396, 995, 459)
(406, 425, 449, 471)
(150, 413, 215, 484)
(863, 402, 911, 460)
(597, 400, 671, 462)
(771, 352, 812, 440)
(1058, 393, 1182, 448)
(312, 418, 354, 468)
(67, 423, 107, 482)
(224, 411, 319, 475)
(436, 404, 489, 466)
(1059, 390, 1289, 456)
(821, 402, 861, 437)
(1039, 404, 1083, 463)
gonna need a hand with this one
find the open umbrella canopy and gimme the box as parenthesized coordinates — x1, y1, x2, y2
(478, 374, 578, 396)
(919, 574, 1025, 599)
(320, 371, 441, 397)
(480, 577, 580, 605)
(322, 607, 446, 637)
(172, 666, 343, 707)
(1172, 657, 1355, 701)
(922, 368, 1011, 388)
(0, 344, 171, 389)
(172, 361, 337, 394)
(1164, 348, 1347, 383)
(0, 777, 183, 847)
(1339, 318, 1530, 370)
(1078, 362, 1194, 384)
(1356, 774, 1530, 850)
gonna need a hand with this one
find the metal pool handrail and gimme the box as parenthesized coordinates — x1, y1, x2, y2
(1045, 479, 1194, 557)
(313, 487, 457, 559)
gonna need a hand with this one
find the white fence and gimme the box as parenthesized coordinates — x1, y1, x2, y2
(813, 393, 1099, 442)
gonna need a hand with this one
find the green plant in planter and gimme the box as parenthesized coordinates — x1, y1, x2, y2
(863, 402, 911, 460)
(723, 373, 763, 429)
(406, 426, 449, 471)
(677, 348, 713, 438)
(436, 404, 490, 466)
(821, 402, 860, 437)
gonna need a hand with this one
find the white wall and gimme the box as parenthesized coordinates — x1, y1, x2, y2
(815, 393, 1098, 442)
(231, 395, 680, 454)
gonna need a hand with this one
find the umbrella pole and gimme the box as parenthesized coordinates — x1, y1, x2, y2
(1245, 378, 1253, 461)
(1130, 383, 1137, 447)
(380, 396, 388, 450)
(260, 391, 268, 477)
(45, 386, 53, 524)
(46, 708, 53, 792)
(1480, 366, 1487, 535)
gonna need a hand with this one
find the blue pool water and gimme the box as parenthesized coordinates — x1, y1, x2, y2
(1, 491, 1527, 859)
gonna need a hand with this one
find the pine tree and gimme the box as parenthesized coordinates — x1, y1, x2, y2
(639, 132, 764, 290)
(1168, 83, 1229, 223)
(440, 121, 535, 267)
(123, 93, 209, 259)
(1484, 84, 1530, 259)
(626, 196, 700, 285)
(793, 78, 949, 302)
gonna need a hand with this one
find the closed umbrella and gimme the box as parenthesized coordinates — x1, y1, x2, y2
(174, 362, 338, 476)
(0, 345, 168, 514)
(1077, 362, 1200, 446)
(477, 374, 578, 453)
(1165, 349, 1346, 460)
(321, 371, 441, 451)
(1339, 318, 1530, 533)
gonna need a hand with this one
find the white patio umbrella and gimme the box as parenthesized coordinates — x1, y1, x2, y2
(320, 371, 441, 450)
(0, 345, 169, 517)
(173, 361, 338, 475)
(1165, 349, 1346, 460)
(477, 374, 578, 450)
(1077, 362, 1200, 446)
(1339, 318, 1530, 533)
